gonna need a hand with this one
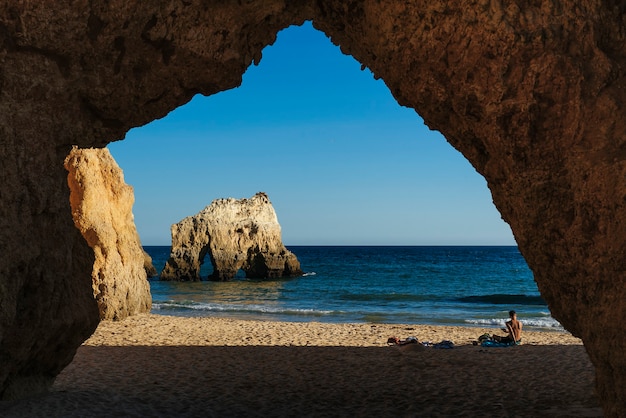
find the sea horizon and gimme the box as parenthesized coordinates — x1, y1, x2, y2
(143, 245, 564, 332)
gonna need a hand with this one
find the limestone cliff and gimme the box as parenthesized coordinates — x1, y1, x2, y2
(65, 147, 152, 320)
(161, 192, 302, 281)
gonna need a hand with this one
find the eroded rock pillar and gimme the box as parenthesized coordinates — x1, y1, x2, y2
(65, 147, 152, 321)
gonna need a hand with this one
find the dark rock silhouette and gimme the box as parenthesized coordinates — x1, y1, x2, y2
(0, 1, 624, 414)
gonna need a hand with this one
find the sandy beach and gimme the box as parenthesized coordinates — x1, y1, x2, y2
(0, 314, 602, 417)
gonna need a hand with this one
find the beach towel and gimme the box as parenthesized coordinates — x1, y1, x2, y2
(480, 339, 520, 348)
(433, 340, 455, 349)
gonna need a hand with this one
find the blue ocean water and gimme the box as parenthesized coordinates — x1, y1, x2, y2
(145, 246, 563, 331)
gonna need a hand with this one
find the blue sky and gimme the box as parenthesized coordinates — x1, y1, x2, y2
(108, 21, 515, 246)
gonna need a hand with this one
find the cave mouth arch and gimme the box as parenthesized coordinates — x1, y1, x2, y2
(105, 21, 533, 323)
(103, 22, 557, 331)
(107, 21, 514, 249)
(2, 2, 624, 413)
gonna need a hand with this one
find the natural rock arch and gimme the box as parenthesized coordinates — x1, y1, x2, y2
(160, 192, 302, 281)
(1, 1, 625, 414)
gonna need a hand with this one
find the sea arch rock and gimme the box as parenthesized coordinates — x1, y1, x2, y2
(0, 1, 625, 414)
(161, 192, 302, 281)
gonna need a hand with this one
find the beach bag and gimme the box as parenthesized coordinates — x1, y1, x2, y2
(477, 333, 491, 343)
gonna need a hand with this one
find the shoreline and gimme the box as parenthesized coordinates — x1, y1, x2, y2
(0, 314, 602, 417)
(85, 313, 581, 347)
(150, 307, 567, 333)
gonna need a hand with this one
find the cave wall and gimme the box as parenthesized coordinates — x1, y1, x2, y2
(0, 0, 311, 400)
(307, 2, 626, 413)
(1, 0, 625, 414)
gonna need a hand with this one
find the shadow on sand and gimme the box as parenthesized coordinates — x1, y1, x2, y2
(0, 344, 601, 417)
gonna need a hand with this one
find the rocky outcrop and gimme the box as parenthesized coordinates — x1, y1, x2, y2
(144, 252, 158, 278)
(161, 193, 302, 281)
(65, 147, 152, 320)
(2, 1, 626, 414)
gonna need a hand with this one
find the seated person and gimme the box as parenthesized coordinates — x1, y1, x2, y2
(492, 310, 522, 344)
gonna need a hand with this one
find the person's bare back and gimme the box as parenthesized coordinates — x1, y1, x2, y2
(493, 310, 522, 344)
(506, 311, 522, 342)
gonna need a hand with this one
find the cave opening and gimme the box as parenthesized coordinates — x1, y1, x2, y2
(4, 4, 623, 414)
(107, 21, 513, 249)
(103, 21, 541, 326)
(89, 22, 571, 343)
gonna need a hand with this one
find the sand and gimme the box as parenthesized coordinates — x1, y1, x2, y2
(0, 314, 602, 417)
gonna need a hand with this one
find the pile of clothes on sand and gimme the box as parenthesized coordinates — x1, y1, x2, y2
(387, 333, 522, 349)
(387, 336, 455, 349)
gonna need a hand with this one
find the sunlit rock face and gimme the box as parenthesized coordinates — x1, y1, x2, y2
(65, 147, 152, 320)
(1, 0, 626, 414)
(161, 192, 302, 281)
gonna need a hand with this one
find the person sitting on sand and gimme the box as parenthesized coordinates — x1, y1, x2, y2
(492, 310, 522, 344)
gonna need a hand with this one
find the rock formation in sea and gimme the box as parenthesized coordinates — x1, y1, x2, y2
(1, 1, 626, 413)
(65, 147, 152, 320)
(143, 251, 158, 278)
(161, 192, 302, 281)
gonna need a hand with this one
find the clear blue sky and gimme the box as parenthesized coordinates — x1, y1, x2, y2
(108, 21, 515, 246)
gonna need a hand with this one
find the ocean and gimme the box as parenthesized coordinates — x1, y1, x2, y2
(145, 245, 563, 331)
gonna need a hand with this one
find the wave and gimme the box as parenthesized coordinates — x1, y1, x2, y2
(152, 300, 335, 317)
(465, 316, 563, 330)
(456, 294, 546, 306)
(302, 272, 316, 277)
